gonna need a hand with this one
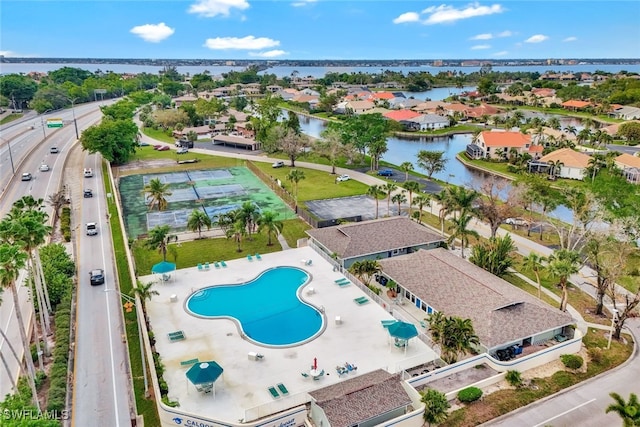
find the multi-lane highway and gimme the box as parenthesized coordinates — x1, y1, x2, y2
(0, 102, 134, 425)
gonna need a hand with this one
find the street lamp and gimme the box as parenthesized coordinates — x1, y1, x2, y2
(104, 288, 149, 396)
(607, 309, 619, 350)
(67, 97, 80, 139)
(0, 136, 15, 174)
(39, 109, 55, 140)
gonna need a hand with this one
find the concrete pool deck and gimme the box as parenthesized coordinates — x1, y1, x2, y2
(141, 246, 438, 424)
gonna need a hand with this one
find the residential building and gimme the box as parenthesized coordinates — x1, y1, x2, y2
(401, 114, 450, 131)
(468, 131, 533, 159)
(615, 153, 640, 184)
(383, 109, 421, 122)
(610, 106, 640, 120)
(532, 148, 591, 180)
(561, 100, 592, 111)
(344, 100, 375, 115)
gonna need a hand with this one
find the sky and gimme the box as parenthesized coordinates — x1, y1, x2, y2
(1, 0, 639, 60)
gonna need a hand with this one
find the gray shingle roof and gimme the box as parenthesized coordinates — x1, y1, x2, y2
(306, 217, 443, 259)
(378, 248, 572, 348)
(309, 370, 411, 427)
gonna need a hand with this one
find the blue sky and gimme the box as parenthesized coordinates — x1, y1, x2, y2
(1, 1, 639, 60)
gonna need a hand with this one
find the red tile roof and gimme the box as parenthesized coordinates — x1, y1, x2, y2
(562, 100, 591, 109)
(373, 92, 395, 100)
(480, 131, 531, 148)
(528, 145, 544, 154)
(383, 109, 421, 121)
(539, 148, 591, 168)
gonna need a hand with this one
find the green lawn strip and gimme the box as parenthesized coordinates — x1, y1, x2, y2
(120, 146, 242, 176)
(103, 163, 161, 426)
(0, 113, 23, 125)
(440, 329, 633, 427)
(141, 127, 175, 143)
(280, 218, 312, 248)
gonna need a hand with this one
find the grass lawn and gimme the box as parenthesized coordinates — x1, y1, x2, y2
(280, 218, 312, 248)
(0, 113, 23, 125)
(141, 127, 175, 143)
(441, 329, 633, 427)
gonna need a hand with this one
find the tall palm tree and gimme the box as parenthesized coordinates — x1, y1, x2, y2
(577, 128, 592, 146)
(348, 259, 381, 286)
(548, 249, 581, 312)
(523, 253, 547, 299)
(447, 212, 479, 259)
(433, 190, 452, 237)
(142, 178, 172, 211)
(391, 191, 407, 217)
(413, 193, 431, 224)
(427, 313, 479, 363)
(399, 162, 414, 181)
(383, 182, 397, 217)
(366, 185, 386, 219)
(449, 317, 481, 362)
(564, 125, 577, 136)
(605, 392, 640, 427)
(402, 181, 421, 218)
(226, 218, 247, 252)
(0, 243, 40, 410)
(240, 201, 260, 239)
(286, 169, 306, 204)
(130, 280, 159, 310)
(145, 225, 173, 261)
(548, 160, 564, 178)
(257, 211, 284, 246)
(421, 388, 450, 427)
(47, 190, 67, 223)
(187, 209, 212, 239)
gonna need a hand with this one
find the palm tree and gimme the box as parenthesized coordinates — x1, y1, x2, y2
(286, 169, 306, 204)
(449, 317, 480, 362)
(145, 225, 173, 261)
(348, 259, 381, 286)
(399, 161, 414, 181)
(448, 186, 479, 219)
(226, 218, 247, 252)
(564, 125, 577, 136)
(47, 190, 67, 223)
(548, 249, 581, 312)
(577, 128, 592, 146)
(447, 212, 479, 259)
(421, 388, 450, 427)
(0, 243, 40, 410)
(240, 201, 260, 239)
(142, 178, 172, 211)
(606, 392, 640, 427)
(433, 190, 452, 237)
(391, 191, 407, 216)
(257, 211, 283, 246)
(383, 183, 397, 217)
(547, 117, 561, 130)
(523, 253, 547, 299)
(427, 313, 480, 363)
(402, 181, 421, 218)
(366, 185, 386, 219)
(413, 193, 431, 224)
(130, 280, 159, 310)
(548, 160, 564, 178)
(187, 209, 212, 239)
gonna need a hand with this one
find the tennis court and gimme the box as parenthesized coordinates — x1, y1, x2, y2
(119, 167, 296, 238)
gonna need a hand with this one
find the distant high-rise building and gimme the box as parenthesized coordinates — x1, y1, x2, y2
(433, 60, 443, 67)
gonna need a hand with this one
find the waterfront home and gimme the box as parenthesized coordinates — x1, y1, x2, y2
(172, 95, 198, 108)
(469, 130, 533, 159)
(383, 109, 421, 122)
(378, 248, 574, 354)
(412, 100, 449, 113)
(390, 97, 422, 109)
(343, 100, 375, 114)
(561, 100, 592, 111)
(615, 153, 640, 184)
(306, 217, 444, 269)
(610, 106, 640, 120)
(532, 148, 591, 180)
(401, 114, 450, 131)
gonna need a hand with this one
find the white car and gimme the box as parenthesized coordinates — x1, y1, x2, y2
(39, 164, 50, 172)
(336, 174, 350, 182)
(272, 161, 285, 168)
(84, 168, 93, 178)
(86, 222, 98, 236)
(505, 217, 530, 227)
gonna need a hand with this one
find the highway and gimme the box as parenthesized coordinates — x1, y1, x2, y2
(0, 102, 134, 425)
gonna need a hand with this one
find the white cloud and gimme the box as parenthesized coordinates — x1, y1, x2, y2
(249, 50, 288, 58)
(392, 12, 420, 24)
(188, 0, 249, 17)
(493, 50, 508, 56)
(525, 34, 549, 43)
(291, 0, 316, 6)
(471, 44, 491, 50)
(497, 30, 512, 37)
(422, 3, 504, 25)
(563, 36, 577, 42)
(130, 23, 175, 42)
(471, 33, 493, 40)
(203, 36, 280, 50)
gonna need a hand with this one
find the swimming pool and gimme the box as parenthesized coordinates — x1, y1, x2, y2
(185, 266, 324, 347)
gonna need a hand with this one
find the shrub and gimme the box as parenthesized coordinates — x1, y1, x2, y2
(458, 386, 483, 403)
(505, 370, 523, 387)
(34, 371, 47, 389)
(560, 354, 584, 370)
(588, 347, 604, 365)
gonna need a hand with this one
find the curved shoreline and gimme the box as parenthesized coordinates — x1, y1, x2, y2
(455, 153, 517, 181)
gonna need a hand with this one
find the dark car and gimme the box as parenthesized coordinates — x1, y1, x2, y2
(83, 189, 93, 198)
(377, 169, 394, 177)
(89, 269, 105, 286)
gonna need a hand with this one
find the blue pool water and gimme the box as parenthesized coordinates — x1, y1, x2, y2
(185, 267, 323, 347)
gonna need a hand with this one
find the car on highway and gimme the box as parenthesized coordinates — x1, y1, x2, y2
(21, 172, 32, 181)
(89, 269, 105, 286)
(505, 217, 530, 226)
(50, 147, 59, 154)
(86, 222, 98, 236)
(83, 189, 93, 198)
(377, 169, 394, 177)
(177, 147, 188, 154)
(39, 164, 50, 172)
(272, 161, 285, 168)
(336, 174, 351, 182)
(84, 168, 93, 178)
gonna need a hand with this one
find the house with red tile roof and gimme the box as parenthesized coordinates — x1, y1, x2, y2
(615, 153, 640, 184)
(472, 131, 533, 159)
(561, 100, 592, 111)
(467, 103, 500, 118)
(531, 88, 556, 98)
(383, 109, 421, 122)
(372, 91, 395, 100)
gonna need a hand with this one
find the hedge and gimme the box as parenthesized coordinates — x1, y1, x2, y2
(560, 354, 584, 370)
(46, 290, 73, 412)
(458, 386, 483, 403)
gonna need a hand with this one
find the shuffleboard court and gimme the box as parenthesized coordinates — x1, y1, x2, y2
(142, 172, 190, 185)
(163, 187, 199, 203)
(146, 209, 193, 229)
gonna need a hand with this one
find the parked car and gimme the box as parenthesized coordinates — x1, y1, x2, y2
(89, 269, 105, 286)
(272, 161, 285, 168)
(505, 217, 530, 226)
(157, 145, 170, 151)
(83, 189, 93, 198)
(177, 147, 188, 154)
(50, 147, 59, 154)
(176, 139, 194, 148)
(336, 174, 351, 182)
(21, 172, 32, 181)
(86, 222, 98, 236)
(377, 169, 394, 177)
(39, 164, 50, 172)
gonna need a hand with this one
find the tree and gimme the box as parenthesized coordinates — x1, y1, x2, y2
(470, 235, 516, 277)
(548, 249, 581, 312)
(416, 150, 447, 179)
(286, 169, 306, 204)
(270, 125, 310, 167)
(475, 177, 517, 238)
(145, 225, 173, 262)
(239, 201, 260, 239)
(142, 178, 172, 211)
(339, 113, 390, 170)
(285, 110, 301, 134)
(47, 190, 67, 223)
(605, 392, 640, 427)
(549, 187, 599, 251)
(413, 193, 431, 224)
(391, 191, 407, 216)
(402, 181, 421, 218)
(618, 122, 640, 143)
(0, 74, 38, 109)
(427, 313, 480, 364)
(447, 212, 479, 259)
(366, 185, 386, 219)
(80, 118, 139, 165)
(226, 218, 247, 252)
(383, 182, 398, 217)
(187, 209, 212, 239)
(348, 259, 381, 286)
(130, 280, 159, 310)
(522, 252, 547, 299)
(399, 161, 414, 181)
(257, 211, 284, 246)
(316, 127, 348, 174)
(421, 388, 450, 426)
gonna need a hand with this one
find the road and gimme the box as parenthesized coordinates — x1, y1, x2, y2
(0, 102, 133, 425)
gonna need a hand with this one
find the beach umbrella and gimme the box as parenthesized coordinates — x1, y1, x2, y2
(387, 321, 418, 341)
(151, 261, 176, 274)
(186, 361, 224, 397)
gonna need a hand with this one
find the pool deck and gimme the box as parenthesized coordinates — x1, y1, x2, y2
(142, 246, 438, 424)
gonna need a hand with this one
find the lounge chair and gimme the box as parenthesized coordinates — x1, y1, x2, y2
(162, 273, 171, 282)
(336, 281, 350, 287)
(268, 386, 280, 399)
(301, 372, 309, 378)
(354, 296, 369, 305)
(334, 278, 348, 284)
(221, 261, 227, 267)
(204, 262, 210, 270)
(197, 263, 203, 271)
(168, 330, 185, 342)
(214, 261, 220, 269)
(255, 253, 262, 260)
(180, 358, 199, 366)
(277, 383, 289, 396)
(381, 319, 397, 328)
(305, 259, 313, 266)
(247, 255, 253, 261)
(420, 320, 428, 329)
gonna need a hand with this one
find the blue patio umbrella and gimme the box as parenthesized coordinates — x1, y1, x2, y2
(186, 361, 224, 396)
(388, 321, 419, 341)
(151, 261, 176, 274)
